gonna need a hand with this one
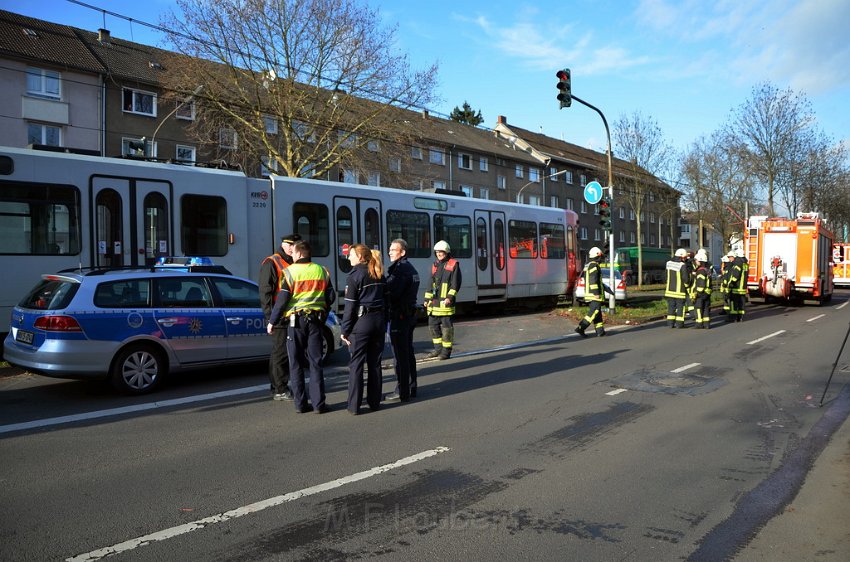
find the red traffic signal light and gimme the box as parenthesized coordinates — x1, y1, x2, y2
(556, 68, 571, 108)
(599, 195, 612, 231)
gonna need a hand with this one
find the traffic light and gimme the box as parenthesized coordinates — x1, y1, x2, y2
(556, 68, 571, 108)
(599, 194, 612, 233)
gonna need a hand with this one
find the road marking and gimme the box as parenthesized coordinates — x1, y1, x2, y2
(806, 314, 826, 322)
(671, 362, 700, 373)
(606, 388, 628, 396)
(66, 446, 451, 562)
(836, 301, 848, 310)
(747, 330, 786, 345)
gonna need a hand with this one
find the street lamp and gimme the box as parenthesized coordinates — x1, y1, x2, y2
(517, 169, 568, 203)
(149, 85, 205, 158)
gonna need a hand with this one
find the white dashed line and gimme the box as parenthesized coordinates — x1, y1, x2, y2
(836, 301, 848, 310)
(66, 446, 451, 561)
(606, 388, 628, 396)
(747, 330, 786, 345)
(671, 362, 701, 373)
(806, 314, 826, 322)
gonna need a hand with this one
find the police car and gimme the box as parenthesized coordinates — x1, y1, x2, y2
(3, 258, 341, 394)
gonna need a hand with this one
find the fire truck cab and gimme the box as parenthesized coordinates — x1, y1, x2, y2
(745, 212, 834, 305)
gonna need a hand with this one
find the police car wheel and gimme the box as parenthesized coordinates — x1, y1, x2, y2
(110, 344, 165, 394)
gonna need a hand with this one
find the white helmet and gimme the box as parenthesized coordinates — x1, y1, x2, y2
(727, 249, 736, 258)
(434, 240, 451, 253)
(589, 246, 603, 258)
(675, 248, 688, 258)
(734, 248, 745, 258)
(695, 249, 708, 262)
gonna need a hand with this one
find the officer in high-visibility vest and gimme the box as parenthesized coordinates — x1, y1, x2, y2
(259, 233, 301, 402)
(267, 240, 335, 413)
(665, 248, 691, 328)
(424, 240, 461, 360)
(575, 246, 613, 337)
(692, 249, 712, 329)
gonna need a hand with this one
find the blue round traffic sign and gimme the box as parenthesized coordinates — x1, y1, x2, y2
(584, 181, 603, 205)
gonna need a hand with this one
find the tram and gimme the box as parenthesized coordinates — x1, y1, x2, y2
(0, 146, 580, 332)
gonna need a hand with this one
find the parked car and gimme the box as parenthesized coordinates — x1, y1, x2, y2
(574, 269, 628, 304)
(3, 261, 341, 394)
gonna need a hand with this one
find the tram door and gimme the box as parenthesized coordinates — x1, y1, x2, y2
(332, 197, 382, 300)
(473, 210, 507, 291)
(91, 176, 172, 268)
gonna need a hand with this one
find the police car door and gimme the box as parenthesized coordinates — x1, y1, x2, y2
(153, 277, 228, 364)
(208, 276, 269, 360)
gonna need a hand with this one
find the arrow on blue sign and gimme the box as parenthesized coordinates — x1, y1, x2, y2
(584, 181, 603, 205)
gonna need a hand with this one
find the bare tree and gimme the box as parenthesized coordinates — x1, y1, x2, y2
(727, 82, 814, 216)
(613, 111, 673, 286)
(159, 0, 438, 178)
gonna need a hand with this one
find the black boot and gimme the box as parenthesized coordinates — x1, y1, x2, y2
(426, 348, 442, 358)
(438, 348, 451, 360)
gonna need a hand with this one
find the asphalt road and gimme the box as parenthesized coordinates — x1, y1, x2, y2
(1, 296, 849, 561)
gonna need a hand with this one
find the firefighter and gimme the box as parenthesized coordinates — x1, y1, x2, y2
(725, 248, 748, 322)
(684, 251, 697, 319)
(719, 254, 731, 315)
(424, 240, 461, 360)
(575, 246, 613, 337)
(665, 248, 691, 328)
(692, 249, 712, 329)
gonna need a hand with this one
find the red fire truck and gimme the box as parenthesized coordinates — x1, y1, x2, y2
(833, 242, 850, 288)
(745, 213, 834, 304)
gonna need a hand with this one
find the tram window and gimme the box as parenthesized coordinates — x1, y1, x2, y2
(494, 218, 506, 271)
(144, 192, 169, 264)
(508, 220, 538, 259)
(293, 202, 330, 257)
(386, 210, 430, 259)
(181, 195, 227, 256)
(336, 206, 353, 273)
(96, 189, 123, 267)
(434, 214, 471, 259)
(476, 218, 487, 271)
(364, 208, 380, 250)
(0, 182, 81, 255)
(540, 222, 565, 259)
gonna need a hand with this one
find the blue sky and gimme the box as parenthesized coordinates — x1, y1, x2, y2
(4, 0, 849, 157)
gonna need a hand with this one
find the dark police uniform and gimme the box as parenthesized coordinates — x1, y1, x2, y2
(341, 263, 386, 414)
(386, 254, 420, 400)
(268, 258, 334, 413)
(259, 248, 294, 398)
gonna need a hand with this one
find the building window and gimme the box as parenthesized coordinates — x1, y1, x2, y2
(27, 123, 61, 146)
(529, 195, 541, 206)
(630, 232, 636, 243)
(594, 203, 600, 216)
(122, 87, 157, 116)
(460, 185, 472, 197)
(565, 171, 574, 184)
(548, 167, 558, 181)
(650, 212, 656, 223)
(176, 145, 196, 163)
(650, 234, 656, 245)
(515, 164, 524, 178)
(529, 167, 540, 182)
(176, 100, 196, 121)
(458, 153, 472, 170)
(429, 147, 446, 165)
(649, 191, 655, 202)
(480, 187, 490, 200)
(263, 115, 278, 134)
(122, 137, 152, 157)
(338, 130, 357, 147)
(342, 169, 358, 183)
(389, 157, 401, 173)
(367, 140, 380, 152)
(580, 201, 587, 214)
(580, 174, 587, 186)
(479, 157, 489, 172)
(411, 146, 423, 159)
(261, 155, 278, 177)
(497, 175, 506, 190)
(641, 233, 646, 245)
(594, 228, 601, 241)
(640, 212, 645, 222)
(580, 227, 588, 241)
(550, 195, 558, 207)
(367, 171, 380, 186)
(26, 67, 61, 99)
(566, 198, 574, 210)
(432, 180, 446, 190)
(619, 207, 625, 219)
(219, 128, 237, 149)
(629, 209, 635, 220)
(619, 231, 625, 243)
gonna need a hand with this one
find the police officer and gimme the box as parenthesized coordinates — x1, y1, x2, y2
(259, 233, 301, 401)
(665, 248, 691, 328)
(340, 244, 386, 415)
(385, 239, 420, 402)
(692, 249, 712, 329)
(725, 249, 748, 322)
(575, 246, 612, 337)
(424, 240, 461, 360)
(267, 240, 335, 414)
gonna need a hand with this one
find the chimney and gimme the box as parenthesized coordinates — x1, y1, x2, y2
(497, 115, 507, 125)
(422, 109, 429, 120)
(98, 28, 111, 43)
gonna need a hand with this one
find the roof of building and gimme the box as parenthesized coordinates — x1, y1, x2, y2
(0, 9, 104, 73)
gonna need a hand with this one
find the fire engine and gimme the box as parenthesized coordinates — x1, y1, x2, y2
(834, 242, 850, 288)
(745, 212, 834, 305)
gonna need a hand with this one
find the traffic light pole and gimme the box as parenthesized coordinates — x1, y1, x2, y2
(571, 94, 616, 311)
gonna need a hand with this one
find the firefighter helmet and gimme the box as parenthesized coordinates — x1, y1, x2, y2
(695, 249, 709, 262)
(589, 246, 603, 258)
(734, 248, 745, 258)
(675, 248, 688, 258)
(727, 249, 736, 257)
(433, 240, 451, 253)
